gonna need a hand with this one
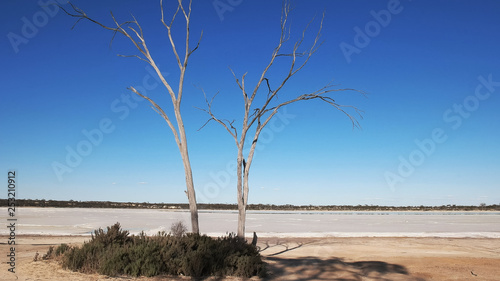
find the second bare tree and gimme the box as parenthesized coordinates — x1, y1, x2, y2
(200, 2, 364, 238)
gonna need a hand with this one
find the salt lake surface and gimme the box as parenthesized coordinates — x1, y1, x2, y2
(2, 208, 500, 238)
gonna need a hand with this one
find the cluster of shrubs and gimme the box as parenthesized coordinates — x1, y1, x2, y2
(48, 222, 266, 278)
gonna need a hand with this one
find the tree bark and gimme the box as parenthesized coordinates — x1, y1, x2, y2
(176, 109, 199, 234)
(180, 146, 199, 234)
(237, 201, 246, 238)
(237, 167, 250, 238)
(236, 144, 245, 237)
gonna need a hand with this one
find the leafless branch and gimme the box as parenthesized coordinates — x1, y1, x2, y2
(128, 87, 181, 147)
(189, 30, 203, 56)
(195, 88, 238, 141)
(229, 67, 248, 102)
(263, 78, 274, 100)
(246, 0, 292, 106)
(160, 0, 182, 69)
(58, 2, 179, 99)
(229, 67, 243, 90)
(261, 84, 365, 130)
(246, 10, 328, 130)
(117, 54, 150, 64)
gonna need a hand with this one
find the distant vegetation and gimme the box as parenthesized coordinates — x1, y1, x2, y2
(46, 222, 266, 278)
(1, 199, 499, 211)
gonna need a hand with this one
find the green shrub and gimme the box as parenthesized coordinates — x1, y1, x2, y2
(55, 243, 70, 256)
(58, 222, 266, 278)
(62, 241, 103, 273)
(91, 222, 131, 247)
(45, 246, 54, 259)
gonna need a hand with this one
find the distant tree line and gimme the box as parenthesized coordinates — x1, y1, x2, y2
(1, 199, 499, 211)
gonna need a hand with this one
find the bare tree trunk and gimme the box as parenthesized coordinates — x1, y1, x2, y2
(237, 203, 246, 238)
(236, 144, 245, 237)
(238, 167, 250, 238)
(179, 128, 199, 234)
(237, 129, 259, 238)
(182, 155, 199, 234)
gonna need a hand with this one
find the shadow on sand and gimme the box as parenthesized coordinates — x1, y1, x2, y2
(264, 256, 427, 281)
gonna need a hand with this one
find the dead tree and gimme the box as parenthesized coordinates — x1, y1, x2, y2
(60, 0, 202, 233)
(199, 2, 364, 238)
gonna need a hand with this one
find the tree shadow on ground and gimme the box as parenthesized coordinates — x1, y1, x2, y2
(264, 256, 427, 281)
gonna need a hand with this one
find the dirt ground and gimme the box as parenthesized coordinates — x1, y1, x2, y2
(1, 235, 499, 280)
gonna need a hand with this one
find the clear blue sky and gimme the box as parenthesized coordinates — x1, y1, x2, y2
(1, 0, 499, 206)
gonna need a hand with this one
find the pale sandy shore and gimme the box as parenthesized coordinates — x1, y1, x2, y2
(1, 235, 499, 280)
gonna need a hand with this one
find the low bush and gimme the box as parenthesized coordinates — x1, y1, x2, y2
(43, 243, 70, 260)
(170, 221, 187, 237)
(58, 222, 267, 278)
(55, 243, 70, 256)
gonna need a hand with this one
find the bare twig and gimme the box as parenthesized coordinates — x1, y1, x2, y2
(195, 88, 238, 141)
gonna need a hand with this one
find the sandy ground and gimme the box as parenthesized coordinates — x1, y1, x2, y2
(1, 235, 499, 280)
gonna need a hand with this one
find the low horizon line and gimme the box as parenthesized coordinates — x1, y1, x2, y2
(2, 198, 499, 209)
